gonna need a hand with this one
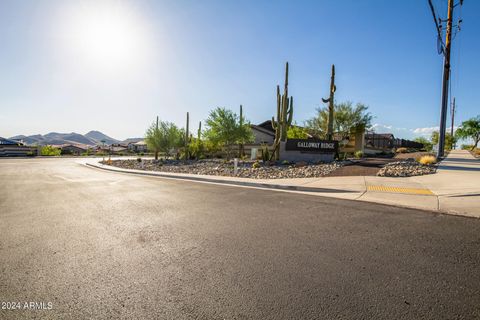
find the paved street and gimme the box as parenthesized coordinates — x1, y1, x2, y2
(1, 158, 480, 319)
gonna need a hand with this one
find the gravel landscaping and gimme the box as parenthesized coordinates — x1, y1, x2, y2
(106, 159, 343, 179)
(377, 159, 437, 177)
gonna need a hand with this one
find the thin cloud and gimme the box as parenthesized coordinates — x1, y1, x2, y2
(411, 126, 459, 136)
(412, 126, 439, 136)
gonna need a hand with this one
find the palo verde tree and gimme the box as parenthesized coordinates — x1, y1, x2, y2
(413, 136, 433, 152)
(287, 123, 309, 139)
(455, 116, 480, 150)
(305, 101, 373, 140)
(204, 107, 254, 159)
(431, 131, 457, 152)
(188, 121, 204, 159)
(145, 116, 183, 160)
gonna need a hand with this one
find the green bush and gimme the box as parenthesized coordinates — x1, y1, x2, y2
(354, 150, 363, 159)
(287, 124, 309, 139)
(40, 145, 61, 156)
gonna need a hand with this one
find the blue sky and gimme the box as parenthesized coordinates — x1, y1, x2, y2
(0, 0, 478, 140)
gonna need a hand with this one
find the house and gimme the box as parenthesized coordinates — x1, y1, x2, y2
(0, 137, 36, 156)
(111, 146, 128, 154)
(128, 140, 148, 153)
(58, 144, 89, 155)
(250, 123, 275, 144)
(250, 120, 314, 145)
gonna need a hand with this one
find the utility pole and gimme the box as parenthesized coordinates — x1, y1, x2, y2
(450, 97, 456, 148)
(437, 0, 454, 158)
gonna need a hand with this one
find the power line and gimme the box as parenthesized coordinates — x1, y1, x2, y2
(428, 0, 445, 54)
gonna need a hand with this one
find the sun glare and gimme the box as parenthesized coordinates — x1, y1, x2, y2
(58, 2, 151, 72)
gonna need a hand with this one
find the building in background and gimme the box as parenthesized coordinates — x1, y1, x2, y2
(0, 137, 36, 157)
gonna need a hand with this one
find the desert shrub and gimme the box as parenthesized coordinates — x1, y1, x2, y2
(336, 152, 350, 160)
(40, 145, 61, 156)
(137, 158, 142, 162)
(252, 161, 261, 169)
(287, 124, 309, 139)
(260, 143, 270, 162)
(354, 150, 363, 159)
(418, 155, 437, 165)
(395, 147, 408, 153)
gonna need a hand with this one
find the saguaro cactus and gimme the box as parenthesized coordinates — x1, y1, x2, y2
(271, 62, 294, 160)
(239, 105, 245, 157)
(197, 121, 202, 141)
(322, 64, 336, 140)
(185, 112, 190, 159)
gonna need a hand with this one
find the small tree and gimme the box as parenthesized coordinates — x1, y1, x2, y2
(161, 121, 183, 158)
(431, 131, 457, 151)
(145, 116, 162, 160)
(414, 137, 433, 152)
(145, 116, 183, 160)
(430, 131, 457, 151)
(287, 124, 309, 139)
(204, 107, 254, 159)
(455, 116, 480, 150)
(40, 145, 61, 156)
(305, 101, 373, 140)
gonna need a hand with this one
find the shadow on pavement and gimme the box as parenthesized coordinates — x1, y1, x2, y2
(438, 166, 480, 172)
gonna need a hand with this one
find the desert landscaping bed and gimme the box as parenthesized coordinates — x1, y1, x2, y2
(394, 151, 435, 160)
(106, 159, 343, 179)
(377, 159, 437, 177)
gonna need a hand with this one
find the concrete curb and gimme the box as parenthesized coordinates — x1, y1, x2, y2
(85, 162, 357, 194)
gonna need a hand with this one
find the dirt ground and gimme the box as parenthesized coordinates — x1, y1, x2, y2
(326, 158, 398, 177)
(394, 152, 435, 159)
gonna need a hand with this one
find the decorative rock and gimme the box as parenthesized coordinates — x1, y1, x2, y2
(107, 159, 342, 179)
(377, 159, 437, 177)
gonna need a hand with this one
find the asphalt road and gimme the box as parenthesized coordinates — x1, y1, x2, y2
(1, 158, 479, 319)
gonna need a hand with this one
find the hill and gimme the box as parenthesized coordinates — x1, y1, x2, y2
(85, 131, 120, 145)
(8, 131, 142, 146)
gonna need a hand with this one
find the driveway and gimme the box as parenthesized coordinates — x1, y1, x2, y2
(1, 158, 479, 319)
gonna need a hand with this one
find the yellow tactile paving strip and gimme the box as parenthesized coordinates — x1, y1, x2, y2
(367, 185, 434, 195)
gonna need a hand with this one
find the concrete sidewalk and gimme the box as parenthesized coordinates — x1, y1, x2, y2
(84, 150, 480, 218)
(409, 150, 480, 217)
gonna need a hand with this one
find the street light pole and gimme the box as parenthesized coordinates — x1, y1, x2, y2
(437, 0, 454, 158)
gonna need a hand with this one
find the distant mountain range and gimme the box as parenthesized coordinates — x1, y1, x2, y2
(8, 131, 142, 146)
